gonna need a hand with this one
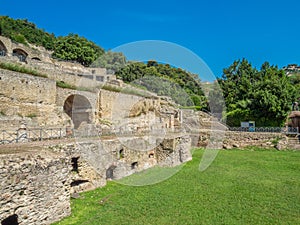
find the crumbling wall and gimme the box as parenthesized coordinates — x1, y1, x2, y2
(0, 150, 71, 225)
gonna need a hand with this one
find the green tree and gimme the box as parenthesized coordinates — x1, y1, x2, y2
(116, 61, 207, 109)
(52, 34, 104, 66)
(219, 59, 296, 127)
(0, 16, 56, 50)
(91, 51, 127, 73)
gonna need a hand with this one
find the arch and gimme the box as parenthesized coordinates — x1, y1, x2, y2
(63, 94, 93, 129)
(12, 48, 28, 62)
(0, 40, 7, 56)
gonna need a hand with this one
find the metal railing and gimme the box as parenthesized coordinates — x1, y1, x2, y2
(0, 127, 67, 145)
(228, 127, 299, 134)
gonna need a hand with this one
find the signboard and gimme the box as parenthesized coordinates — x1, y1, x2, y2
(241, 122, 249, 128)
(241, 121, 255, 132)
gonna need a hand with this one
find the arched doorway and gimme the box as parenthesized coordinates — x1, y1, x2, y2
(0, 40, 7, 56)
(63, 94, 93, 129)
(12, 48, 28, 62)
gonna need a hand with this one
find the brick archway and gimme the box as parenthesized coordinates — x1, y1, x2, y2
(63, 94, 93, 129)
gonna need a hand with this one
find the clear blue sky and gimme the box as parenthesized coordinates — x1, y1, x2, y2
(0, 0, 299, 81)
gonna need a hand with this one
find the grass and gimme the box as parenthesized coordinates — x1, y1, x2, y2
(0, 62, 48, 78)
(56, 81, 77, 90)
(53, 148, 300, 225)
(55, 81, 152, 97)
(25, 113, 37, 118)
(180, 105, 202, 110)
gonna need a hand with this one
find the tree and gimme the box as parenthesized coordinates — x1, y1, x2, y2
(91, 51, 127, 73)
(115, 61, 207, 109)
(52, 34, 104, 66)
(219, 59, 296, 127)
(0, 16, 56, 50)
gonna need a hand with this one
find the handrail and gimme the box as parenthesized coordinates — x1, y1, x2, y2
(0, 127, 67, 145)
(228, 127, 298, 134)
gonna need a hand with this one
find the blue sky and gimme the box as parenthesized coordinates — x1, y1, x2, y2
(0, 0, 299, 81)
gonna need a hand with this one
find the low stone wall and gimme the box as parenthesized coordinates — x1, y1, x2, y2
(0, 150, 71, 225)
(223, 131, 284, 148)
(196, 130, 284, 149)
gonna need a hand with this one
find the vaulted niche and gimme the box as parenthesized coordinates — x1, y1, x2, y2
(63, 94, 92, 129)
(13, 48, 28, 62)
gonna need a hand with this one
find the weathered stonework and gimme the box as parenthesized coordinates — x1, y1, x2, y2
(48, 134, 192, 191)
(195, 130, 285, 149)
(0, 149, 71, 225)
(1, 34, 298, 225)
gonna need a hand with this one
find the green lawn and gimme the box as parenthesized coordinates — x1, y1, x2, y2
(53, 148, 300, 225)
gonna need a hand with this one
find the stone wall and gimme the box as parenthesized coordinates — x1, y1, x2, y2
(98, 89, 143, 120)
(0, 68, 56, 105)
(0, 35, 119, 92)
(98, 89, 181, 134)
(196, 130, 284, 149)
(0, 68, 67, 130)
(0, 36, 50, 62)
(30, 60, 107, 89)
(0, 150, 71, 225)
(49, 135, 192, 192)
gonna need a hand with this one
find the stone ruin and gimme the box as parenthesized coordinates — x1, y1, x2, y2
(0, 35, 195, 224)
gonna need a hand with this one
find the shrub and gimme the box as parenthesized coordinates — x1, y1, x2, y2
(0, 62, 47, 78)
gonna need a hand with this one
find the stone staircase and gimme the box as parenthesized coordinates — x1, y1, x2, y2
(287, 136, 300, 149)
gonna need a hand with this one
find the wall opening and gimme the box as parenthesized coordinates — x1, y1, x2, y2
(71, 157, 79, 173)
(13, 48, 28, 62)
(148, 153, 154, 158)
(0, 40, 7, 57)
(119, 148, 124, 159)
(96, 76, 104, 82)
(63, 94, 92, 129)
(106, 165, 117, 179)
(1, 214, 18, 225)
(131, 162, 138, 170)
(70, 180, 89, 187)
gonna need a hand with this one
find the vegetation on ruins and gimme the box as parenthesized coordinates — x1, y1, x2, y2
(115, 61, 207, 109)
(0, 62, 48, 78)
(52, 34, 104, 66)
(53, 148, 300, 225)
(218, 59, 297, 127)
(1, 16, 299, 126)
(0, 16, 56, 49)
(56, 81, 77, 90)
(0, 16, 103, 66)
(91, 51, 127, 73)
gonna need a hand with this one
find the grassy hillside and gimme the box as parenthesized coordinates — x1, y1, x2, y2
(0, 16, 56, 49)
(53, 148, 300, 225)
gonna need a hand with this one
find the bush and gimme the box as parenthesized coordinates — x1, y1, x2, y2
(56, 81, 77, 90)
